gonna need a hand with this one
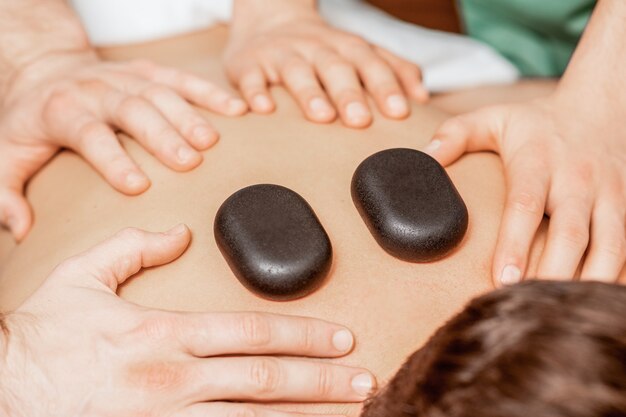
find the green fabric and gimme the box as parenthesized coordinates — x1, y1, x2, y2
(459, 0, 595, 77)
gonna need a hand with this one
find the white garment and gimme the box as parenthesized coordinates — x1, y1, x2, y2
(69, 0, 232, 46)
(70, 0, 519, 91)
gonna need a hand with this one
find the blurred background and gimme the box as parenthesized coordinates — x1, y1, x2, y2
(366, 0, 461, 33)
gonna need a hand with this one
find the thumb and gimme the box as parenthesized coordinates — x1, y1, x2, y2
(53, 225, 191, 292)
(422, 106, 505, 167)
(0, 186, 32, 241)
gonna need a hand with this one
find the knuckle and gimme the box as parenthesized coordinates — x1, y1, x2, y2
(509, 191, 544, 216)
(165, 69, 186, 89)
(399, 61, 422, 77)
(281, 58, 308, 76)
(152, 125, 180, 149)
(53, 256, 83, 276)
(75, 121, 110, 149)
(316, 364, 335, 397)
(43, 89, 74, 120)
(249, 358, 281, 395)
(572, 161, 595, 186)
(141, 85, 172, 101)
(297, 321, 316, 352)
(324, 59, 353, 76)
(340, 35, 370, 51)
(437, 117, 467, 138)
(556, 221, 589, 248)
(117, 96, 149, 119)
(606, 180, 625, 202)
(126, 360, 187, 392)
(360, 58, 389, 76)
(239, 313, 272, 347)
(597, 236, 626, 260)
(134, 314, 177, 342)
(117, 227, 145, 243)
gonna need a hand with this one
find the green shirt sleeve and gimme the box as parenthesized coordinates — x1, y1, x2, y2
(458, 0, 594, 77)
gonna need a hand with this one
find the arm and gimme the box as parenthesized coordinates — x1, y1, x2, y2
(0, 1, 246, 241)
(424, 0, 626, 285)
(232, 0, 316, 28)
(0, 226, 374, 416)
(225, 0, 428, 128)
(556, 0, 626, 112)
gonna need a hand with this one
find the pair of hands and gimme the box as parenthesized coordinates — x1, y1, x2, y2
(0, 225, 375, 415)
(0, 14, 424, 241)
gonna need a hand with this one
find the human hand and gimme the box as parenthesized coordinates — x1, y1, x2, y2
(0, 51, 247, 241)
(225, 2, 428, 128)
(0, 225, 375, 416)
(423, 95, 626, 285)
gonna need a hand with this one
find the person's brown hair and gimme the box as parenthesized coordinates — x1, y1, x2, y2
(362, 281, 626, 417)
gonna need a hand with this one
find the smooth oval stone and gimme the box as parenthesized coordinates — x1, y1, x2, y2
(214, 184, 332, 301)
(351, 148, 468, 262)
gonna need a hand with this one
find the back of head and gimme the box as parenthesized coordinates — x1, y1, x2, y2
(362, 281, 626, 417)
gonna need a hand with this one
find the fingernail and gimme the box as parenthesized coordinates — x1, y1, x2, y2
(126, 172, 148, 189)
(386, 94, 408, 117)
(309, 97, 334, 117)
(332, 329, 354, 352)
(228, 98, 248, 114)
(253, 94, 272, 112)
(345, 102, 370, 123)
(167, 224, 188, 235)
(193, 125, 216, 148)
(351, 373, 375, 397)
(423, 139, 441, 154)
(177, 146, 197, 164)
(500, 264, 522, 286)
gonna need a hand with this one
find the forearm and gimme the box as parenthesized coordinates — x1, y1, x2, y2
(557, 0, 626, 111)
(0, 0, 90, 96)
(232, 0, 318, 35)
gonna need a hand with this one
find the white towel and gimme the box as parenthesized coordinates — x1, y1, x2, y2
(70, 0, 519, 91)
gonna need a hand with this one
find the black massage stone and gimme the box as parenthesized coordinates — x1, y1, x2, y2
(214, 184, 332, 301)
(351, 148, 468, 262)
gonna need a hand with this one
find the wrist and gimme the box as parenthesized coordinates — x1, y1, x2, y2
(232, 0, 319, 36)
(0, 0, 91, 98)
(552, 79, 626, 126)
